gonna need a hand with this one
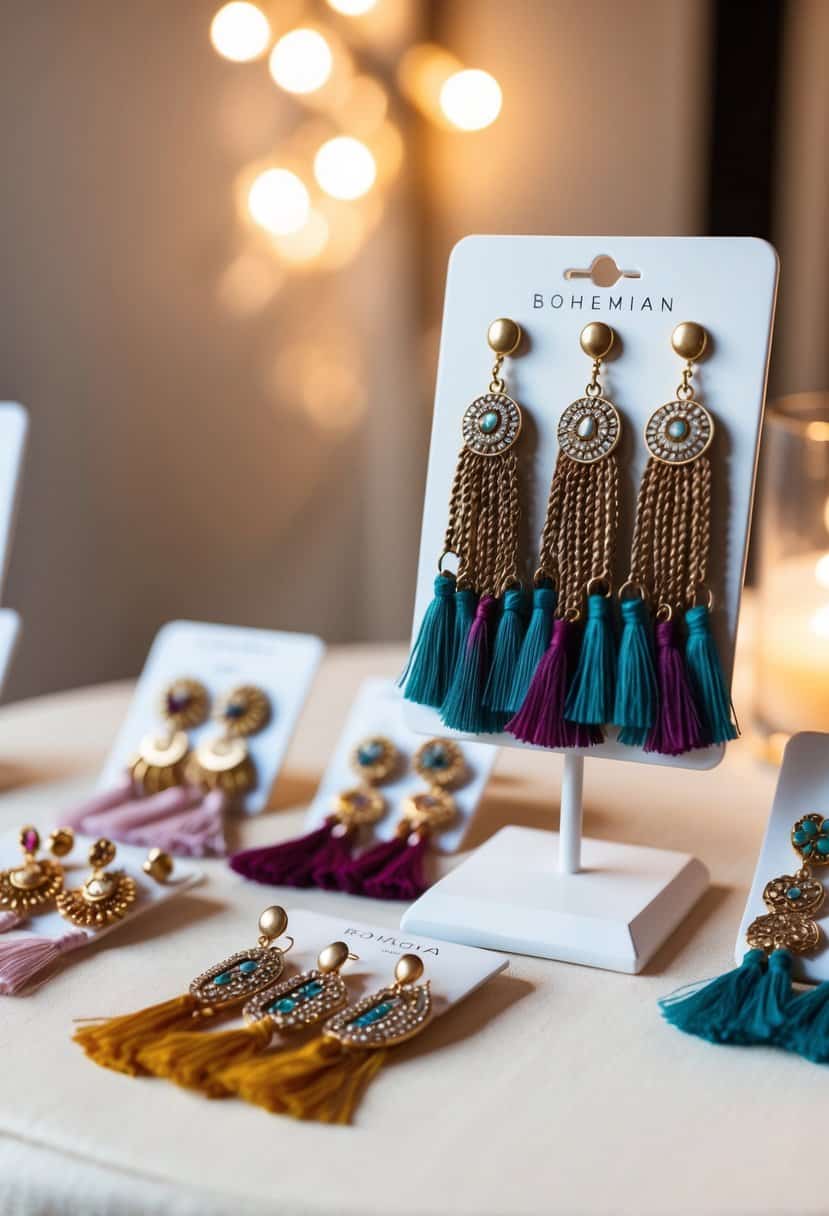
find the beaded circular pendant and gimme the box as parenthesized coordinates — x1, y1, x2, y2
(762, 872, 825, 915)
(557, 396, 621, 464)
(792, 813, 829, 865)
(746, 911, 820, 954)
(462, 393, 522, 456)
(644, 398, 714, 465)
(404, 788, 456, 833)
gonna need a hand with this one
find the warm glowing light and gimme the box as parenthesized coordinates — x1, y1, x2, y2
(247, 169, 310, 235)
(273, 209, 330, 264)
(440, 69, 502, 130)
(398, 44, 461, 124)
(217, 253, 282, 316)
(340, 75, 388, 135)
(326, 0, 377, 13)
(371, 120, 404, 184)
(210, 3, 271, 62)
(816, 554, 829, 589)
(269, 28, 333, 94)
(314, 136, 376, 200)
(811, 604, 829, 639)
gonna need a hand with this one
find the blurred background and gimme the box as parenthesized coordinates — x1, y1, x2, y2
(0, 0, 826, 701)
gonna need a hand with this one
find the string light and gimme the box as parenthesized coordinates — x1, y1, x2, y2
(273, 209, 330, 264)
(314, 137, 376, 201)
(269, 29, 333, 94)
(326, 0, 377, 14)
(440, 69, 502, 130)
(248, 169, 310, 235)
(210, 3, 271, 62)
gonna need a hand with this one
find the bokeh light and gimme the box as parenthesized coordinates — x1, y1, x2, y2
(273, 208, 330, 265)
(271, 340, 367, 436)
(326, 0, 377, 13)
(314, 136, 376, 200)
(397, 44, 462, 124)
(339, 75, 388, 136)
(217, 253, 283, 316)
(269, 29, 334, 94)
(210, 3, 271, 62)
(440, 69, 502, 130)
(247, 169, 310, 235)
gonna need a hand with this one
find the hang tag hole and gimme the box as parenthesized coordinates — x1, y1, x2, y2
(564, 255, 641, 288)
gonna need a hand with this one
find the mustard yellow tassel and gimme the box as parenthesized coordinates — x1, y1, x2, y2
(73, 994, 198, 1076)
(137, 1018, 273, 1097)
(219, 1035, 387, 1123)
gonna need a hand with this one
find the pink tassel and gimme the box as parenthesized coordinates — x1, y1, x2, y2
(0, 931, 87, 994)
(61, 774, 135, 830)
(79, 784, 199, 836)
(230, 820, 339, 888)
(362, 834, 429, 901)
(310, 826, 356, 890)
(119, 790, 228, 857)
(0, 911, 24, 933)
(336, 836, 408, 895)
(506, 619, 601, 748)
(645, 619, 705, 756)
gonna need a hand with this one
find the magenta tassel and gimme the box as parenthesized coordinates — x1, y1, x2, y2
(120, 789, 228, 857)
(310, 826, 356, 890)
(645, 618, 705, 756)
(362, 835, 429, 901)
(0, 931, 87, 995)
(0, 912, 23, 933)
(506, 619, 601, 748)
(61, 774, 135, 830)
(230, 821, 337, 888)
(337, 836, 409, 894)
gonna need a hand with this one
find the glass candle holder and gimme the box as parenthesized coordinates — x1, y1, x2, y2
(754, 392, 829, 761)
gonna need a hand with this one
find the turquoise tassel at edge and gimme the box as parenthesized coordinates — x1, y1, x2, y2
(685, 604, 738, 745)
(659, 949, 767, 1044)
(776, 977, 829, 1061)
(733, 948, 793, 1041)
(564, 594, 616, 727)
(483, 588, 529, 715)
(506, 584, 557, 713)
(440, 592, 500, 734)
(400, 573, 456, 708)
(614, 597, 658, 747)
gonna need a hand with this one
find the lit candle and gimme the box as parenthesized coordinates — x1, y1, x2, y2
(756, 551, 829, 733)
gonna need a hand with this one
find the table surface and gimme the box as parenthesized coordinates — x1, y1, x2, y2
(0, 641, 806, 1216)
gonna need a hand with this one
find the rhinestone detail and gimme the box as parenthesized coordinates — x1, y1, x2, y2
(645, 398, 714, 465)
(557, 396, 621, 464)
(462, 393, 522, 456)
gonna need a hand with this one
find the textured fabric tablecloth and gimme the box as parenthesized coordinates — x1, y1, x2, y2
(0, 643, 803, 1216)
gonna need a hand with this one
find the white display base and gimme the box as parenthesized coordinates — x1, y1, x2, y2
(401, 825, 709, 973)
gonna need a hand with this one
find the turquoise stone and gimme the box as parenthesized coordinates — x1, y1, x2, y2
(577, 415, 597, 440)
(239, 960, 258, 974)
(213, 972, 232, 986)
(786, 887, 802, 900)
(421, 744, 448, 770)
(301, 980, 324, 998)
(816, 838, 829, 855)
(667, 417, 689, 441)
(273, 997, 296, 1014)
(352, 1000, 393, 1028)
(822, 820, 829, 834)
(803, 843, 814, 855)
(794, 830, 810, 845)
(479, 411, 499, 434)
(358, 740, 384, 766)
(801, 820, 818, 836)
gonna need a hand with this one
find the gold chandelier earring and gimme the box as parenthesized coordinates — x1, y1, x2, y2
(0, 825, 75, 930)
(56, 838, 137, 928)
(129, 678, 209, 794)
(187, 684, 271, 798)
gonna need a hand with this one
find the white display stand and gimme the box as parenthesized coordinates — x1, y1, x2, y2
(737, 732, 829, 983)
(302, 677, 498, 853)
(0, 403, 27, 601)
(98, 620, 324, 814)
(0, 610, 21, 698)
(402, 236, 778, 970)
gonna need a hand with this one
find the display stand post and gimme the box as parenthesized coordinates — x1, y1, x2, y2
(559, 754, 583, 875)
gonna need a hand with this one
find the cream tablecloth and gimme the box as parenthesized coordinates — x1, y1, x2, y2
(0, 643, 806, 1216)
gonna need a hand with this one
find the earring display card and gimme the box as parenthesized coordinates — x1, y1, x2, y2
(0, 609, 20, 698)
(280, 907, 509, 1013)
(97, 621, 325, 814)
(737, 732, 829, 983)
(0, 830, 201, 993)
(404, 236, 778, 771)
(303, 677, 497, 854)
(0, 403, 27, 602)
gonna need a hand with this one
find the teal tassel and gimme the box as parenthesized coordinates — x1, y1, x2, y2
(659, 949, 768, 1044)
(483, 588, 528, 715)
(730, 948, 793, 1041)
(441, 594, 499, 734)
(685, 604, 738, 745)
(400, 573, 456, 709)
(564, 594, 616, 727)
(776, 977, 829, 1061)
(614, 597, 658, 747)
(506, 584, 557, 713)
